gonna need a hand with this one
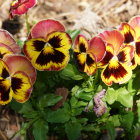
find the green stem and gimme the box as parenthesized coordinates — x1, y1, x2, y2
(9, 117, 39, 140)
(25, 13, 30, 35)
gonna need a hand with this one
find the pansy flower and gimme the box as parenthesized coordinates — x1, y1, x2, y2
(118, 16, 140, 69)
(73, 34, 106, 75)
(99, 30, 134, 86)
(24, 19, 72, 71)
(0, 54, 36, 105)
(10, 0, 37, 18)
(0, 29, 20, 59)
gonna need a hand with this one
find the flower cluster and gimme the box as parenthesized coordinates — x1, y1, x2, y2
(23, 17, 138, 87)
(0, 30, 36, 105)
(1, 1, 139, 105)
(72, 16, 140, 86)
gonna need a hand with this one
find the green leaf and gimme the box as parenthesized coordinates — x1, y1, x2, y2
(17, 39, 24, 48)
(47, 108, 70, 123)
(82, 124, 100, 132)
(117, 87, 133, 108)
(105, 87, 118, 104)
(106, 87, 133, 107)
(9, 100, 22, 112)
(70, 97, 78, 108)
(71, 85, 80, 96)
(34, 80, 46, 94)
(76, 101, 87, 107)
(72, 75, 83, 80)
(106, 122, 116, 140)
(20, 123, 30, 136)
(33, 119, 48, 140)
(39, 94, 62, 108)
(120, 111, 134, 131)
(71, 108, 84, 116)
(19, 101, 33, 114)
(109, 115, 120, 127)
(75, 89, 93, 101)
(137, 100, 140, 122)
(77, 118, 88, 124)
(131, 71, 140, 91)
(127, 78, 136, 92)
(60, 64, 83, 80)
(65, 121, 81, 140)
(18, 102, 38, 118)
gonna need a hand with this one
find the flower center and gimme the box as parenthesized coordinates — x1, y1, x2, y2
(112, 55, 118, 61)
(6, 77, 11, 83)
(11, 0, 19, 6)
(44, 43, 54, 54)
(129, 41, 135, 47)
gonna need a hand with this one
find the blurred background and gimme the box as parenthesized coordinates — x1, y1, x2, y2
(1, 0, 140, 38)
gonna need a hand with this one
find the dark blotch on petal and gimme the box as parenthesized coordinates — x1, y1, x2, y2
(74, 52, 85, 71)
(79, 43, 86, 52)
(48, 36, 62, 48)
(86, 54, 95, 66)
(0, 79, 10, 101)
(11, 77, 23, 93)
(33, 40, 46, 51)
(124, 32, 134, 44)
(0, 52, 6, 59)
(136, 42, 140, 56)
(36, 49, 65, 65)
(103, 62, 127, 79)
(131, 57, 136, 66)
(101, 51, 113, 65)
(117, 51, 126, 63)
(1, 68, 9, 79)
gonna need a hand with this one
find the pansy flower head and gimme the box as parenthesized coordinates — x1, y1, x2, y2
(99, 30, 134, 86)
(73, 34, 106, 75)
(10, 0, 37, 18)
(24, 19, 72, 71)
(118, 16, 140, 69)
(0, 54, 36, 105)
(0, 29, 20, 58)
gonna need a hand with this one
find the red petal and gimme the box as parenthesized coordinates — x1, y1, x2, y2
(25, 0, 37, 8)
(3, 55, 36, 84)
(31, 19, 65, 39)
(129, 16, 140, 39)
(118, 23, 135, 44)
(14, 4, 28, 15)
(0, 29, 20, 53)
(89, 37, 106, 62)
(99, 30, 124, 55)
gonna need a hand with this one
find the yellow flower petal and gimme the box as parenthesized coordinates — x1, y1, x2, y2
(11, 71, 32, 103)
(0, 77, 13, 105)
(117, 45, 134, 65)
(101, 58, 132, 86)
(98, 45, 114, 68)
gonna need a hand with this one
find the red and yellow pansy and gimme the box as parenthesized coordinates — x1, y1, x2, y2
(0, 55, 36, 105)
(10, 0, 37, 18)
(24, 19, 72, 71)
(73, 35, 106, 75)
(0, 29, 21, 58)
(118, 16, 140, 69)
(99, 30, 134, 86)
